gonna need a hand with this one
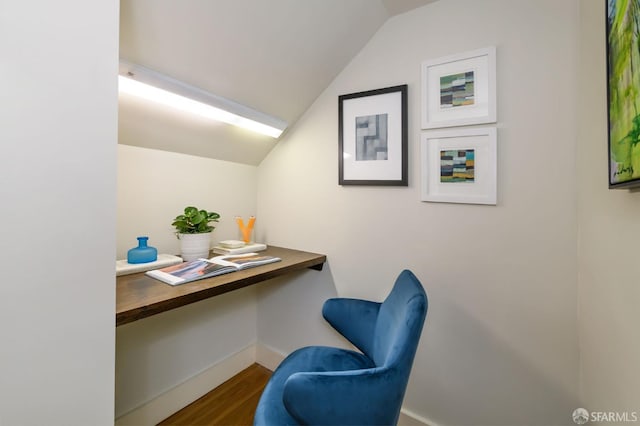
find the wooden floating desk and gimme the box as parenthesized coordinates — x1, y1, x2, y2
(116, 246, 326, 327)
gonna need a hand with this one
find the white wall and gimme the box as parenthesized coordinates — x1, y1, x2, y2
(256, 1, 580, 425)
(577, 0, 640, 415)
(115, 145, 259, 418)
(115, 287, 257, 418)
(0, 1, 118, 425)
(116, 144, 258, 258)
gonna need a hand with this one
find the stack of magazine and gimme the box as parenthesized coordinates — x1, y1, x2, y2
(145, 253, 281, 286)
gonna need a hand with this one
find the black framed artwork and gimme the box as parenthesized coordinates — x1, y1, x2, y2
(338, 85, 408, 186)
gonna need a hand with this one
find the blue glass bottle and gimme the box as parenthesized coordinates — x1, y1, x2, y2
(127, 236, 158, 264)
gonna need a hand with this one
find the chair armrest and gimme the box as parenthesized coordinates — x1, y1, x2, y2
(282, 368, 402, 426)
(322, 298, 381, 358)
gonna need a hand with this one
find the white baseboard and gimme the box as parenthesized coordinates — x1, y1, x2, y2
(255, 342, 286, 371)
(399, 408, 436, 426)
(115, 344, 256, 426)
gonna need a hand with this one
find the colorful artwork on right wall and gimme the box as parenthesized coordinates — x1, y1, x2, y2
(607, 0, 640, 188)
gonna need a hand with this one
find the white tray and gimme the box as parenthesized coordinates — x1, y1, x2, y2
(116, 254, 183, 276)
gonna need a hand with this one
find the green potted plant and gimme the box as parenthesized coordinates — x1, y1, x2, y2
(172, 206, 221, 261)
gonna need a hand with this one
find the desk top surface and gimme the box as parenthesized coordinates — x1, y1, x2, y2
(116, 246, 326, 326)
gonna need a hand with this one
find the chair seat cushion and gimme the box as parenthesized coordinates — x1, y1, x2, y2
(254, 346, 374, 426)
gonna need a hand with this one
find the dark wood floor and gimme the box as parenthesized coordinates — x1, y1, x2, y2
(158, 363, 272, 426)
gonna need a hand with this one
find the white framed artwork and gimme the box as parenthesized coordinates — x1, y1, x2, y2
(421, 127, 497, 205)
(421, 46, 496, 129)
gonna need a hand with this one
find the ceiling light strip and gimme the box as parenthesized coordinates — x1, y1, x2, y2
(118, 60, 287, 138)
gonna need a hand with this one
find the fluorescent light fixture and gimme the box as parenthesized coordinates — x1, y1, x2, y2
(118, 60, 287, 138)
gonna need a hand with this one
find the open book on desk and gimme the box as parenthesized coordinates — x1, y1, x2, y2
(145, 253, 281, 286)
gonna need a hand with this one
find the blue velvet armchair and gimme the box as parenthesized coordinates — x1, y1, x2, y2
(254, 269, 428, 426)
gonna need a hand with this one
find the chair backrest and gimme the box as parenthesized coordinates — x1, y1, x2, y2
(371, 269, 428, 368)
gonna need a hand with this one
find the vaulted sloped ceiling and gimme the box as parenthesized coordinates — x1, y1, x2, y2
(119, 0, 436, 165)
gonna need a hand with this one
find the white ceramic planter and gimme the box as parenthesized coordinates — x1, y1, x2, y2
(178, 232, 212, 261)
